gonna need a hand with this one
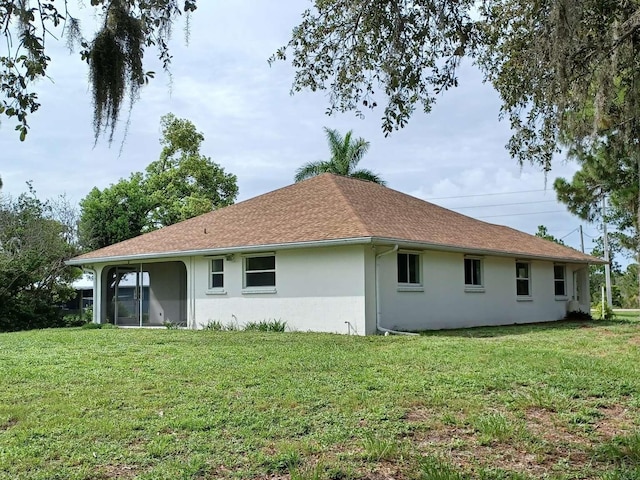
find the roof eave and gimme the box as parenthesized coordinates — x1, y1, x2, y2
(65, 237, 375, 266)
(66, 235, 604, 267)
(369, 237, 603, 265)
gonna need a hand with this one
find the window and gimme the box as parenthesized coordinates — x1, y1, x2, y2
(210, 258, 224, 289)
(397, 253, 420, 284)
(554, 265, 566, 296)
(464, 258, 482, 287)
(244, 255, 276, 288)
(516, 262, 530, 296)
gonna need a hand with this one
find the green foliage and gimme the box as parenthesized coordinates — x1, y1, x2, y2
(593, 301, 616, 321)
(564, 310, 593, 321)
(63, 306, 93, 328)
(534, 225, 565, 245)
(1, 1, 197, 142)
(243, 319, 287, 332)
(144, 114, 238, 228)
(617, 264, 639, 309)
(272, 2, 474, 136)
(470, 412, 521, 445)
(262, 449, 302, 473)
(79, 172, 151, 250)
(0, 185, 80, 331)
(203, 320, 225, 331)
(79, 113, 238, 250)
(362, 434, 399, 462)
(602, 467, 640, 480)
(80, 322, 103, 330)
(419, 456, 465, 480)
(597, 431, 640, 465)
(290, 463, 325, 480)
(294, 127, 385, 184)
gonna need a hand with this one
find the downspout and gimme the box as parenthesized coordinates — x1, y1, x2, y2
(375, 245, 419, 336)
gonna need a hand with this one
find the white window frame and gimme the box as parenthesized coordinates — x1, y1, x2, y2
(206, 257, 226, 295)
(516, 261, 531, 299)
(397, 251, 423, 291)
(554, 264, 567, 299)
(242, 253, 276, 294)
(464, 256, 484, 292)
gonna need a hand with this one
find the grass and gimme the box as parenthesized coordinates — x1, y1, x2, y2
(0, 318, 639, 479)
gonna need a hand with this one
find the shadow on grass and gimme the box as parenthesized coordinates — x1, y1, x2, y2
(418, 317, 639, 338)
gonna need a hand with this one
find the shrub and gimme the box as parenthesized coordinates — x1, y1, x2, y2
(593, 301, 616, 320)
(81, 322, 103, 330)
(243, 319, 287, 332)
(203, 320, 225, 331)
(63, 314, 88, 327)
(564, 310, 593, 321)
(202, 320, 240, 331)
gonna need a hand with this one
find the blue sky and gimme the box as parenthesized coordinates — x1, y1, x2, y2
(0, 1, 606, 256)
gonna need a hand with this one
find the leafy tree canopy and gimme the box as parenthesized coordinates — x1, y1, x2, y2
(79, 114, 238, 251)
(0, 184, 80, 331)
(1, 0, 196, 142)
(554, 141, 639, 253)
(534, 225, 566, 246)
(294, 127, 385, 184)
(275, 1, 640, 171)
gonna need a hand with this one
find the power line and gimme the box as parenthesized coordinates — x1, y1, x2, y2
(477, 210, 565, 219)
(427, 189, 548, 200)
(451, 199, 557, 209)
(559, 227, 580, 240)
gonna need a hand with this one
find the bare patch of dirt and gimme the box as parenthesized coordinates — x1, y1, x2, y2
(628, 335, 640, 346)
(404, 404, 638, 479)
(525, 407, 578, 444)
(593, 404, 637, 438)
(100, 464, 138, 479)
(404, 408, 435, 423)
(0, 417, 17, 431)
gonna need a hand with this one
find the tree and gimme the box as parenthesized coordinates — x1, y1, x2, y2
(534, 225, 565, 245)
(78, 173, 151, 250)
(554, 141, 640, 306)
(1, 1, 197, 142)
(145, 114, 238, 227)
(617, 264, 639, 308)
(271, 1, 476, 136)
(589, 236, 624, 308)
(277, 2, 640, 166)
(79, 114, 238, 250)
(294, 127, 385, 184)
(0, 184, 80, 331)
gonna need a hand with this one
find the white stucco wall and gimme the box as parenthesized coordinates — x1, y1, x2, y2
(375, 250, 589, 331)
(191, 245, 368, 334)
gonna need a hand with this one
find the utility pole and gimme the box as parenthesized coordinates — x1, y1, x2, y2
(602, 195, 613, 307)
(579, 225, 585, 253)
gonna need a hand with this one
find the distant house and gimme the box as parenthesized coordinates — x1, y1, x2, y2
(67, 174, 602, 334)
(68, 273, 148, 321)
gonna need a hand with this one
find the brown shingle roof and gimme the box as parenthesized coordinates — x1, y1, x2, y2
(70, 173, 600, 264)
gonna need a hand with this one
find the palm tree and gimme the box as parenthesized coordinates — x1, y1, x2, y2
(294, 127, 386, 185)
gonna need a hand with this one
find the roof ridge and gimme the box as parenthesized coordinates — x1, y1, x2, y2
(328, 174, 375, 236)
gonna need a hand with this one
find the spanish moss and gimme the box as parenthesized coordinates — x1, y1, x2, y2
(89, 1, 145, 143)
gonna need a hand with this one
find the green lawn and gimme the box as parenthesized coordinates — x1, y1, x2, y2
(0, 319, 639, 479)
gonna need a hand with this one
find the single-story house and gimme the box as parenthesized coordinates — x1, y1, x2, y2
(67, 173, 603, 334)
